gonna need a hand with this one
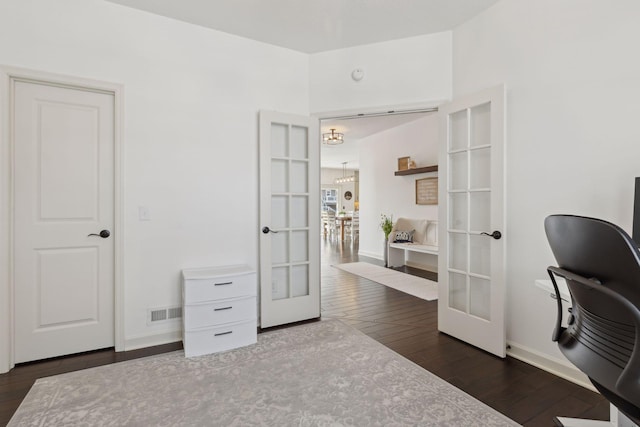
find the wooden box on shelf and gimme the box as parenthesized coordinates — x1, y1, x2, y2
(397, 156, 410, 171)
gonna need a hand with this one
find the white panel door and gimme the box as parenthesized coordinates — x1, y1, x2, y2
(438, 85, 506, 358)
(13, 80, 115, 363)
(259, 111, 320, 328)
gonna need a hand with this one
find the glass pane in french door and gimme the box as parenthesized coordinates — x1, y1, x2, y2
(272, 266, 289, 300)
(270, 122, 310, 300)
(449, 271, 467, 312)
(469, 102, 492, 321)
(469, 276, 491, 320)
(447, 105, 492, 316)
(448, 108, 468, 311)
(470, 102, 491, 147)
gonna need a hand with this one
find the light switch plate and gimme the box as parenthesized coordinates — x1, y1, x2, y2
(138, 206, 151, 221)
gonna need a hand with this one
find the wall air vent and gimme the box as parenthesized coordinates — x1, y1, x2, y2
(168, 306, 182, 319)
(150, 309, 167, 322)
(148, 306, 182, 325)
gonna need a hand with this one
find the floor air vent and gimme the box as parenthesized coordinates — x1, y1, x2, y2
(148, 306, 182, 324)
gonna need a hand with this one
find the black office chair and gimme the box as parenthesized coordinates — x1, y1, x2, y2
(544, 215, 640, 426)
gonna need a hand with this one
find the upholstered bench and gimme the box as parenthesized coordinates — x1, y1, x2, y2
(387, 218, 438, 271)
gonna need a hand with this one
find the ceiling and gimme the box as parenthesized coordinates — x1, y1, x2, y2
(321, 112, 432, 169)
(106, 0, 499, 54)
(106, 0, 499, 169)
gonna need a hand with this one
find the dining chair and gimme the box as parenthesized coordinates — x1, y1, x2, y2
(347, 214, 359, 241)
(326, 211, 337, 239)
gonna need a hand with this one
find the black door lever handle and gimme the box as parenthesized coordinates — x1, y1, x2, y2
(480, 231, 501, 240)
(88, 230, 111, 238)
(262, 227, 278, 234)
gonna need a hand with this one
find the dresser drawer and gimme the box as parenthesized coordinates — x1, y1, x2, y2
(184, 296, 256, 330)
(183, 319, 257, 358)
(183, 272, 256, 303)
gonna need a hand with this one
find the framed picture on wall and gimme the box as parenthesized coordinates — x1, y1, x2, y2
(416, 177, 438, 205)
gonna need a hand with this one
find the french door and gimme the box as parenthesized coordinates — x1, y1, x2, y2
(259, 111, 320, 328)
(438, 85, 506, 358)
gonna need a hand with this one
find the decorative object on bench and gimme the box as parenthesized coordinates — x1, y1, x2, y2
(416, 177, 438, 205)
(388, 218, 438, 272)
(393, 229, 415, 243)
(380, 214, 394, 267)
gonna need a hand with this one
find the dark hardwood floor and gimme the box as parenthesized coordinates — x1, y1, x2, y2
(320, 239, 608, 426)
(0, 238, 608, 426)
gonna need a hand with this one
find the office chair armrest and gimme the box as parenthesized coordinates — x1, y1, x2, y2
(547, 267, 568, 342)
(548, 266, 640, 404)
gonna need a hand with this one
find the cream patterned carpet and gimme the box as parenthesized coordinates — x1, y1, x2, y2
(9, 320, 517, 426)
(334, 262, 439, 301)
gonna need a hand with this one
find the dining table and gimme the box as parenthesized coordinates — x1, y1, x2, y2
(335, 215, 352, 241)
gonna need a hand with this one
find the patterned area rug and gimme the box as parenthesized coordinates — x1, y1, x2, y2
(9, 320, 518, 426)
(334, 262, 438, 301)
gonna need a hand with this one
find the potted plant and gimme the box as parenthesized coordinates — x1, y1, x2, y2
(380, 214, 394, 266)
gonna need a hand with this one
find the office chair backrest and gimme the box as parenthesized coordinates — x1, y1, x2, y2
(544, 215, 640, 423)
(545, 214, 640, 316)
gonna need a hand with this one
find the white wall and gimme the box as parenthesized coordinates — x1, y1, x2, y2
(0, 0, 308, 367)
(310, 33, 452, 114)
(453, 0, 640, 372)
(358, 115, 439, 259)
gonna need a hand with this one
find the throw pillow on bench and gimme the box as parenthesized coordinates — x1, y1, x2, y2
(393, 229, 415, 243)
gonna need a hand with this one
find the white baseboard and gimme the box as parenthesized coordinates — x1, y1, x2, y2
(357, 251, 438, 272)
(405, 260, 438, 273)
(123, 330, 182, 352)
(358, 250, 383, 260)
(507, 341, 595, 392)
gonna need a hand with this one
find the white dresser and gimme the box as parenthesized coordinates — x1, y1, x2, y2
(182, 265, 257, 357)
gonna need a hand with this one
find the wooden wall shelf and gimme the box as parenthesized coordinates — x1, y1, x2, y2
(394, 165, 438, 176)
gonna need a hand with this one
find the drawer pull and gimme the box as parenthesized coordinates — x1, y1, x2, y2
(214, 331, 233, 337)
(214, 281, 233, 286)
(214, 306, 232, 311)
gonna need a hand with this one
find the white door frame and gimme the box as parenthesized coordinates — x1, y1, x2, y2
(0, 66, 125, 373)
(314, 100, 444, 246)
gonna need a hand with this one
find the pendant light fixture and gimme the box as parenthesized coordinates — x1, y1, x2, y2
(335, 162, 356, 184)
(322, 128, 344, 145)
